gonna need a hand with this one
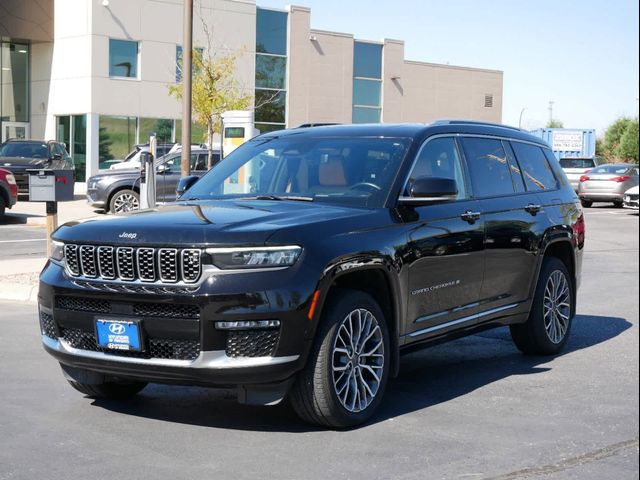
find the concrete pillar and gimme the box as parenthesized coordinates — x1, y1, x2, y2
(86, 113, 100, 178)
(381, 39, 405, 123)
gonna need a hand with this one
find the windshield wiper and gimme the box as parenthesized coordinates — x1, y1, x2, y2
(253, 194, 314, 202)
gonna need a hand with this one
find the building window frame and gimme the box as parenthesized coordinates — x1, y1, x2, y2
(109, 38, 140, 80)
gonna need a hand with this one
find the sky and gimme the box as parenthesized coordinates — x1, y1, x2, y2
(257, 0, 639, 136)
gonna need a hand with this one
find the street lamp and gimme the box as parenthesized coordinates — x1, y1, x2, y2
(518, 107, 527, 129)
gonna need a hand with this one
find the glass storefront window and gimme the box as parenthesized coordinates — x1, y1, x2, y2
(353, 79, 381, 107)
(174, 120, 207, 145)
(353, 42, 382, 79)
(352, 107, 381, 124)
(109, 39, 138, 78)
(256, 8, 288, 55)
(139, 118, 174, 144)
(255, 90, 286, 124)
(56, 115, 87, 181)
(99, 115, 137, 163)
(255, 54, 286, 90)
(1, 42, 30, 123)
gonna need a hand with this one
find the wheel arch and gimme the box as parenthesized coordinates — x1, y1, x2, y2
(106, 182, 140, 212)
(314, 261, 402, 378)
(537, 235, 577, 318)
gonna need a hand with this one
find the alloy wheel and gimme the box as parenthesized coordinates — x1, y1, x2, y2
(543, 270, 571, 344)
(113, 193, 139, 213)
(331, 308, 384, 413)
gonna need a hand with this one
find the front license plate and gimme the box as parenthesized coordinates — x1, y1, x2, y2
(96, 319, 142, 351)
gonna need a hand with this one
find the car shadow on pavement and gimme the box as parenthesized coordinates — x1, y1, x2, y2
(91, 314, 630, 432)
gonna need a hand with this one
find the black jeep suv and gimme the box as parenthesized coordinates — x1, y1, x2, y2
(39, 122, 584, 428)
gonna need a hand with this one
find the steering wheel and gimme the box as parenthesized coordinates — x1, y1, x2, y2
(348, 182, 382, 192)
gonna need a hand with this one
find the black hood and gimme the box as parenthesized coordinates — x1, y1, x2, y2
(0, 156, 49, 171)
(53, 199, 379, 246)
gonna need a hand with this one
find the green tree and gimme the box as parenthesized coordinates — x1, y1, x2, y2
(154, 119, 174, 144)
(98, 126, 113, 162)
(603, 117, 632, 160)
(169, 48, 252, 169)
(615, 119, 639, 163)
(546, 119, 564, 128)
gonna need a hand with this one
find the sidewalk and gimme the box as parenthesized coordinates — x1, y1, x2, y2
(1, 183, 100, 303)
(2, 183, 100, 227)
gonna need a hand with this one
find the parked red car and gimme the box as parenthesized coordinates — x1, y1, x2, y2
(0, 168, 18, 217)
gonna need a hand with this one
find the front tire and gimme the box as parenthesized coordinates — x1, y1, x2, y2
(613, 201, 624, 208)
(290, 289, 390, 428)
(67, 379, 147, 400)
(109, 189, 139, 214)
(510, 257, 574, 355)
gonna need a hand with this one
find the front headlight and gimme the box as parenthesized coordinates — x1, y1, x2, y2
(206, 246, 302, 270)
(51, 240, 65, 265)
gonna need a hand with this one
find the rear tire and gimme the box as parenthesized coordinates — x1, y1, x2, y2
(613, 201, 623, 208)
(0, 196, 6, 217)
(510, 257, 574, 355)
(580, 199, 592, 208)
(67, 379, 147, 400)
(290, 289, 390, 428)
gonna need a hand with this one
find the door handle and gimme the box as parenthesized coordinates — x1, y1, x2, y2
(525, 204, 542, 215)
(460, 211, 481, 223)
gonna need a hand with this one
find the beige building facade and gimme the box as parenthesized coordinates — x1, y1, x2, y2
(1, 0, 503, 181)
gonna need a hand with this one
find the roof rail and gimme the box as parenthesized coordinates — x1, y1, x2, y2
(432, 119, 522, 131)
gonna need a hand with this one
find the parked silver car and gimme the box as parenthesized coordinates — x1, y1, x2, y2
(577, 163, 639, 208)
(559, 157, 602, 191)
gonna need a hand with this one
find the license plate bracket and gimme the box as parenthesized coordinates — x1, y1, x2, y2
(95, 319, 143, 351)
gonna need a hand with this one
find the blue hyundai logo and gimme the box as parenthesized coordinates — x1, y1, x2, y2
(108, 323, 126, 335)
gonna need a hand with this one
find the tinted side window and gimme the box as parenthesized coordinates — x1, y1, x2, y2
(460, 138, 514, 198)
(511, 143, 559, 192)
(406, 137, 467, 200)
(502, 141, 526, 193)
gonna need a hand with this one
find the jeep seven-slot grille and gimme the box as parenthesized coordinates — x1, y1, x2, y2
(63, 244, 202, 283)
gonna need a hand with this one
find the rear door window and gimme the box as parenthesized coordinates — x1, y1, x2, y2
(511, 142, 559, 192)
(460, 137, 515, 198)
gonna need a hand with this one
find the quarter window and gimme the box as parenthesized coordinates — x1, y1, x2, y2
(511, 142, 559, 191)
(109, 39, 138, 78)
(407, 137, 467, 200)
(460, 138, 514, 198)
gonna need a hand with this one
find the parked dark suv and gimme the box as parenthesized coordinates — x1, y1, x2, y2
(0, 139, 75, 194)
(39, 122, 584, 428)
(87, 147, 220, 213)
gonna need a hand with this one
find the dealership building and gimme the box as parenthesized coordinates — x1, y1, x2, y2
(1, 0, 503, 181)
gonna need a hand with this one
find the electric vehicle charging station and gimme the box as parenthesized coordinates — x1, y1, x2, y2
(221, 111, 260, 194)
(140, 134, 157, 209)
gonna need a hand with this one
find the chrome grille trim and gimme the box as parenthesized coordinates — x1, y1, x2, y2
(181, 249, 202, 283)
(97, 246, 116, 280)
(64, 244, 80, 276)
(79, 245, 97, 278)
(137, 248, 156, 282)
(63, 244, 202, 284)
(116, 247, 135, 280)
(158, 248, 179, 283)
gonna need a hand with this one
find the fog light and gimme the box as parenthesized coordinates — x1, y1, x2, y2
(215, 320, 280, 330)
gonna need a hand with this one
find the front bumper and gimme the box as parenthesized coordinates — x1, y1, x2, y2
(86, 188, 106, 208)
(623, 194, 639, 210)
(38, 260, 318, 388)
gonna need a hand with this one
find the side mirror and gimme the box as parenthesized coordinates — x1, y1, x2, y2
(400, 176, 458, 205)
(52, 153, 63, 161)
(176, 175, 199, 198)
(156, 163, 169, 174)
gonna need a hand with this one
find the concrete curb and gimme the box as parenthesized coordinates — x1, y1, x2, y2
(0, 282, 38, 303)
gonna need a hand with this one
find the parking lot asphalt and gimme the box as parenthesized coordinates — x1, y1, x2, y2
(0, 225, 47, 259)
(0, 206, 637, 480)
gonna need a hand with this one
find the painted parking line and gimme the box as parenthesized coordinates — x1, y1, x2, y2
(0, 238, 46, 243)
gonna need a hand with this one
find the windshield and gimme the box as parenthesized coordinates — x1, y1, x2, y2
(0, 142, 49, 159)
(559, 158, 595, 169)
(182, 136, 411, 208)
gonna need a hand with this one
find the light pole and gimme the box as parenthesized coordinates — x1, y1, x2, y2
(548, 100, 555, 125)
(518, 107, 527, 129)
(181, 0, 193, 177)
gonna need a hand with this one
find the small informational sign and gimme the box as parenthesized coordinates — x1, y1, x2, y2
(552, 131, 584, 152)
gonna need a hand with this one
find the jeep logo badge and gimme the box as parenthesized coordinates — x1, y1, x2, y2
(119, 232, 137, 239)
